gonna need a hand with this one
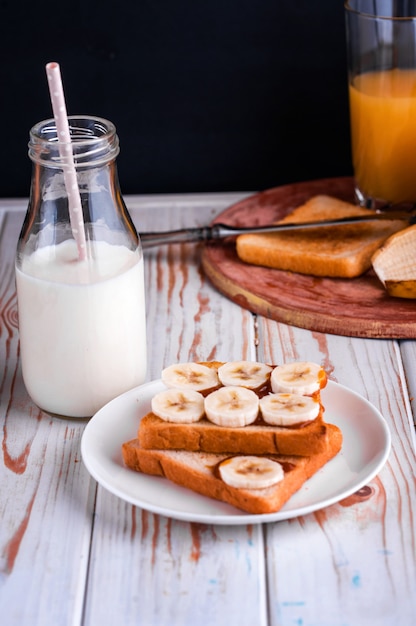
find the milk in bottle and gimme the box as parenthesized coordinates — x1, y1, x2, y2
(15, 116, 147, 418)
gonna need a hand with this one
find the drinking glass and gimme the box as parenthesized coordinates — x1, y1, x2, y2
(345, 0, 416, 208)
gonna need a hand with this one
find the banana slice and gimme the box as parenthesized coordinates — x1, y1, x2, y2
(161, 362, 219, 392)
(271, 361, 325, 395)
(218, 360, 272, 389)
(151, 388, 205, 423)
(204, 386, 259, 427)
(219, 455, 284, 489)
(259, 392, 320, 426)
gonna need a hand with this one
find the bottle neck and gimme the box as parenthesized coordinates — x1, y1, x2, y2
(17, 116, 139, 259)
(28, 116, 120, 169)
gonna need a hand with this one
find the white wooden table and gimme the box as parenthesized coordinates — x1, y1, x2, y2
(1, 192, 415, 626)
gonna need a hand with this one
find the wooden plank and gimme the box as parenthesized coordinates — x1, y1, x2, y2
(259, 322, 416, 624)
(0, 206, 95, 625)
(83, 195, 268, 626)
(84, 497, 268, 626)
(127, 194, 255, 377)
(400, 340, 416, 428)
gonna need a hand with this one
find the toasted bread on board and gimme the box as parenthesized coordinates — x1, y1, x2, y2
(236, 195, 408, 278)
(121, 423, 343, 514)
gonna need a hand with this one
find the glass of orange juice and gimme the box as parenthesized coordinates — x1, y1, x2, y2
(345, 0, 416, 209)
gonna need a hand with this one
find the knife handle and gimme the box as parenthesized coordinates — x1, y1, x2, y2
(140, 226, 215, 248)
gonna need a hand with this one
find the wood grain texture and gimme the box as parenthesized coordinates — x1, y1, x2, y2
(0, 207, 95, 625)
(201, 178, 416, 339)
(259, 322, 416, 625)
(127, 193, 255, 379)
(84, 499, 267, 626)
(83, 196, 267, 626)
(1, 193, 415, 626)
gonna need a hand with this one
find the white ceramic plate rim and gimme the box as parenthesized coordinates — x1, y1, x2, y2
(81, 379, 391, 525)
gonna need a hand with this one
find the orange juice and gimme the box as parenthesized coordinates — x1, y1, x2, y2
(349, 68, 416, 204)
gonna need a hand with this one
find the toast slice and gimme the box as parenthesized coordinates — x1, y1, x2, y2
(122, 423, 343, 514)
(236, 194, 408, 278)
(138, 360, 329, 456)
(138, 407, 330, 456)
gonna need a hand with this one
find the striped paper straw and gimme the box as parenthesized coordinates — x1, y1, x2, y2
(46, 62, 87, 261)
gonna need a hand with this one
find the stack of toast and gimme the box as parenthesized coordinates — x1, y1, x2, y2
(122, 360, 343, 515)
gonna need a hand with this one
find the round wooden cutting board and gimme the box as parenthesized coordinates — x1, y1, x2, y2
(201, 177, 416, 338)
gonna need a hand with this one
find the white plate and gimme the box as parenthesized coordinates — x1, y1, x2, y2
(81, 379, 391, 525)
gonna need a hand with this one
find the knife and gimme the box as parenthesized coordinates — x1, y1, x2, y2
(140, 211, 416, 249)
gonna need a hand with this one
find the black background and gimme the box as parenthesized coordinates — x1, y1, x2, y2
(0, 0, 352, 198)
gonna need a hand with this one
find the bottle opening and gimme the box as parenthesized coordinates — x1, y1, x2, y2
(28, 115, 120, 167)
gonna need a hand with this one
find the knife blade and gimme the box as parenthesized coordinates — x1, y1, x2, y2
(140, 211, 416, 249)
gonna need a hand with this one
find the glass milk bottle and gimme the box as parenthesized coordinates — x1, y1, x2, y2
(15, 116, 147, 418)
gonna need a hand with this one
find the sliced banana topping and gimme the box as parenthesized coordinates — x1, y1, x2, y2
(204, 386, 259, 428)
(271, 361, 325, 396)
(219, 455, 284, 489)
(218, 360, 272, 389)
(151, 389, 205, 423)
(161, 362, 219, 392)
(259, 392, 320, 426)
